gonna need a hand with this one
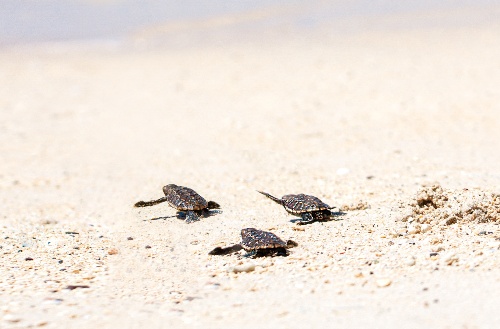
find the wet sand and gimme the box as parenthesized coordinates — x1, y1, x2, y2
(1, 12, 500, 329)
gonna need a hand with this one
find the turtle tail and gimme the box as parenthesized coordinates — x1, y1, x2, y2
(134, 196, 168, 207)
(257, 191, 283, 205)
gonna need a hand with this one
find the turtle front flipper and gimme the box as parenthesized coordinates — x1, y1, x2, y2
(201, 208, 221, 218)
(297, 212, 316, 225)
(134, 196, 169, 207)
(185, 210, 200, 224)
(243, 250, 258, 258)
(314, 209, 333, 221)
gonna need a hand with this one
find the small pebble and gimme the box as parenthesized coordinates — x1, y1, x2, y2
(420, 224, 431, 233)
(336, 168, 350, 176)
(231, 263, 255, 273)
(443, 252, 458, 265)
(127, 237, 134, 240)
(3, 314, 21, 323)
(407, 224, 421, 235)
(431, 245, 445, 252)
(107, 248, 119, 255)
(405, 257, 416, 266)
(376, 278, 392, 287)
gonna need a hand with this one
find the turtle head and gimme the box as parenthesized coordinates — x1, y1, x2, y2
(207, 201, 220, 209)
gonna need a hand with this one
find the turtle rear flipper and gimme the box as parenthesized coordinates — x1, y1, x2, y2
(134, 196, 169, 207)
(243, 250, 258, 258)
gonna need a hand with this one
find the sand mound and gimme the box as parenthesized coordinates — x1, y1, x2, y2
(401, 184, 500, 233)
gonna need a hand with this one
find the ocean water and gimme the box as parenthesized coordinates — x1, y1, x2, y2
(0, 0, 498, 46)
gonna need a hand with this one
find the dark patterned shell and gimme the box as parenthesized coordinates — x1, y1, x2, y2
(163, 184, 208, 211)
(240, 228, 287, 251)
(282, 194, 331, 214)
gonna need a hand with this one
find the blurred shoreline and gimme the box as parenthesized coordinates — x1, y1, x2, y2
(1, 0, 499, 48)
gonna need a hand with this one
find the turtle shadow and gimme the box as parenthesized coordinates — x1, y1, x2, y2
(146, 215, 177, 221)
(248, 248, 290, 258)
(209, 240, 297, 258)
(208, 245, 291, 258)
(208, 244, 243, 255)
(289, 210, 347, 225)
(176, 209, 223, 220)
(146, 210, 223, 222)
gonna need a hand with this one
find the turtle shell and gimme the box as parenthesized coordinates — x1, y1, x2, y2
(281, 194, 331, 214)
(163, 184, 208, 211)
(240, 228, 287, 251)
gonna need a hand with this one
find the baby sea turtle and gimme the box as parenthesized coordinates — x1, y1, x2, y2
(134, 184, 220, 223)
(258, 191, 336, 224)
(209, 228, 297, 258)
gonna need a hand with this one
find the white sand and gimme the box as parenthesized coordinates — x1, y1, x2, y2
(1, 19, 500, 328)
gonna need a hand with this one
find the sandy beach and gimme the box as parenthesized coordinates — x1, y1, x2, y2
(1, 3, 500, 328)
